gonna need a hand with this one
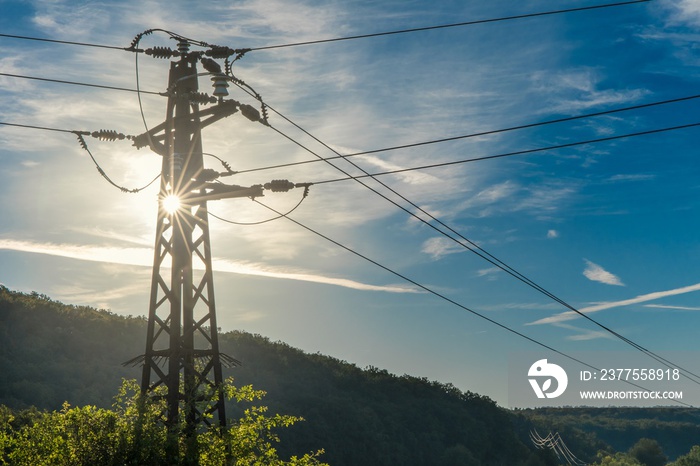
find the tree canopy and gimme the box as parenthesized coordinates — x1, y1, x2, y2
(0, 378, 327, 466)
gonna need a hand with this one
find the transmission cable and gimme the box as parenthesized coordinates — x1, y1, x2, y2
(209, 184, 310, 225)
(0, 32, 127, 50)
(253, 198, 694, 407)
(253, 198, 593, 367)
(230, 93, 700, 175)
(312, 122, 700, 184)
(0, 121, 79, 134)
(1, 1, 650, 55)
(278, 115, 700, 384)
(132, 33, 156, 145)
(0, 72, 163, 95)
(251, 95, 700, 384)
(0, 121, 160, 193)
(73, 132, 159, 193)
(249, 0, 651, 51)
(0, 28, 208, 52)
(4, 70, 695, 161)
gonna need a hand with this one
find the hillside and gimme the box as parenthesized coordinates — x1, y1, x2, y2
(4, 286, 700, 465)
(0, 286, 556, 466)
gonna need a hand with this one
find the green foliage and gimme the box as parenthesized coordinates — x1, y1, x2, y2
(0, 379, 327, 466)
(671, 446, 700, 466)
(592, 451, 643, 465)
(628, 438, 667, 466)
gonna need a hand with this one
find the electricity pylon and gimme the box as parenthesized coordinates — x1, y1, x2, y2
(124, 39, 272, 442)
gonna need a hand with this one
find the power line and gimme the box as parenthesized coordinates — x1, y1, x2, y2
(231, 93, 700, 175)
(254, 199, 695, 407)
(133, 34, 156, 148)
(249, 0, 651, 51)
(0, 1, 650, 56)
(6, 65, 698, 184)
(254, 97, 700, 384)
(73, 132, 160, 193)
(0, 32, 127, 50)
(253, 198, 594, 367)
(0, 121, 78, 134)
(266, 108, 700, 383)
(0, 121, 160, 193)
(209, 185, 310, 225)
(0, 72, 163, 95)
(313, 122, 700, 184)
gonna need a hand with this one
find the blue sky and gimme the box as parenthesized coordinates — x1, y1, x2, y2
(1, 0, 699, 406)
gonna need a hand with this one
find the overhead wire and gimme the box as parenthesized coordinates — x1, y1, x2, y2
(248, 0, 651, 50)
(74, 132, 160, 193)
(4, 63, 695, 179)
(0, 28, 209, 52)
(312, 122, 700, 184)
(1, 0, 651, 56)
(209, 185, 309, 225)
(247, 92, 700, 384)
(0, 121, 79, 134)
(252, 197, 591, 366)
(253, 198, 695, 408)
(0, 72, 163, 95)
(133, 33, 157, 145)
(230, 93, 700, 175)
(0, 32, 128, 50)
(0, 121, 160, 193)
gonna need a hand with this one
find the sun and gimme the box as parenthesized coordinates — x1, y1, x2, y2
(162, 194, 181, 214)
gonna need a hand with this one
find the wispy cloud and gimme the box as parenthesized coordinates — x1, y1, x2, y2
(583, 259, 624, 286)
(531, 68, 648, 113)
(528, 282, 700, 325)
(479, 302, 565, 313)
(421, 237, 465, 260)
(477, 267, 501, 281)
(454, 181, 519, 218)
(643, 304, 700, 311)
(0, 238, 417, 293)
(547, 230, 559, 239)
(552, 322, 616, 341)
(605, 174, 656, 183)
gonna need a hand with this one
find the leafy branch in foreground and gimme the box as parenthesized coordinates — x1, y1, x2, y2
(0, 378, 328, 466)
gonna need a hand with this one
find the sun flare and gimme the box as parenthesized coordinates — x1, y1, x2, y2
(162, 195, 181, 214)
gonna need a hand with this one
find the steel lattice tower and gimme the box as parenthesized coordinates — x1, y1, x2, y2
(122, 40, 304, 460)
(126, 40, 262, 438)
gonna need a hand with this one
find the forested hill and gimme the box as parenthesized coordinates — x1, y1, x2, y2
(0, 286, 555, 466)
(4, 286, 700, 465)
